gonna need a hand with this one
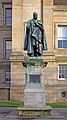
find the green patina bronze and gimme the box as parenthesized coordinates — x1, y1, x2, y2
(23, 57, 47, 67)
(24, 12, 47, 57)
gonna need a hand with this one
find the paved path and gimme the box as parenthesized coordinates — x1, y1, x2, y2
(0, 107, 67, 120)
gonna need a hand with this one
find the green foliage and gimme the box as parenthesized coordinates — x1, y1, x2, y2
(47, 102, 67, 108)
(0, 101, 24, 107)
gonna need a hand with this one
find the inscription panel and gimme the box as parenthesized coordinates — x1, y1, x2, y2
(29, 75, 41, 84)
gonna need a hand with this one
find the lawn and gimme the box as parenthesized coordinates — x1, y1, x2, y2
(0, 101, 24, 107)
(47, 102, 67, 108)
(0, 102, 67, 108)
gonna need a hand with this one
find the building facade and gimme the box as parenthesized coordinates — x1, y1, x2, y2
(0, 0, 67, 102)
(0, 0, 12, 101)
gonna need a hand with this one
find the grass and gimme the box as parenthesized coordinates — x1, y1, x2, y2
(0, 101, 24, 107)
(47, 102, 67, 108)
(0, 102, 67, 108)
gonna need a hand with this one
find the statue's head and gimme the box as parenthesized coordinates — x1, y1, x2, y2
(33, 12, 37, 20)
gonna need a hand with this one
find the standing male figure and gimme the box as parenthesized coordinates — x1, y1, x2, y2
(24, 12, 47, 56)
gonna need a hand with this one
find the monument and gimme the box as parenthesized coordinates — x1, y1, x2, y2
(17, 12, 52, 118)
(24, 12, 47, 107)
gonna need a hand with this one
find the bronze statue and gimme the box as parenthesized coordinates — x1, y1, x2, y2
(24, 12, 47, 56)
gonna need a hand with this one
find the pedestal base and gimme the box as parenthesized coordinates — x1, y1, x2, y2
(17, 106, 52, 118)
(24, 84, 45, 108)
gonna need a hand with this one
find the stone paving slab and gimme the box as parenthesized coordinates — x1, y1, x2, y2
(0, 107, 67, 120)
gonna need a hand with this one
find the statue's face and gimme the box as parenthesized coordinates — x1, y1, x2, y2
(33, 12, 37, 20)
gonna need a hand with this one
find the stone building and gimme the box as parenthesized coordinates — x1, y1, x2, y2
(0, 0, 12, 101)
(0, 0, 67, 102)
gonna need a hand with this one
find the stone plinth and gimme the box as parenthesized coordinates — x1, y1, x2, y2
(17, 106, 52, 118)
(24, 57, 46, 108)
(24, 84, 45, 108)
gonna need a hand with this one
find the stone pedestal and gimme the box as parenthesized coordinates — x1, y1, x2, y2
(24, 85, 45, 108)
(24, 57, 46, 108)
(17, 57, 52, 118)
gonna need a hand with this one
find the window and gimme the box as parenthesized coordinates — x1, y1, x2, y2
(54, 0, 67, 5)
(5, 70, 11, 83)
(58, 65, 67, 80)
(5, 40, 12, 59)
(60, 91, 67, 98)
(5, 8, 12, 26)
(58, 26, 67, 48)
